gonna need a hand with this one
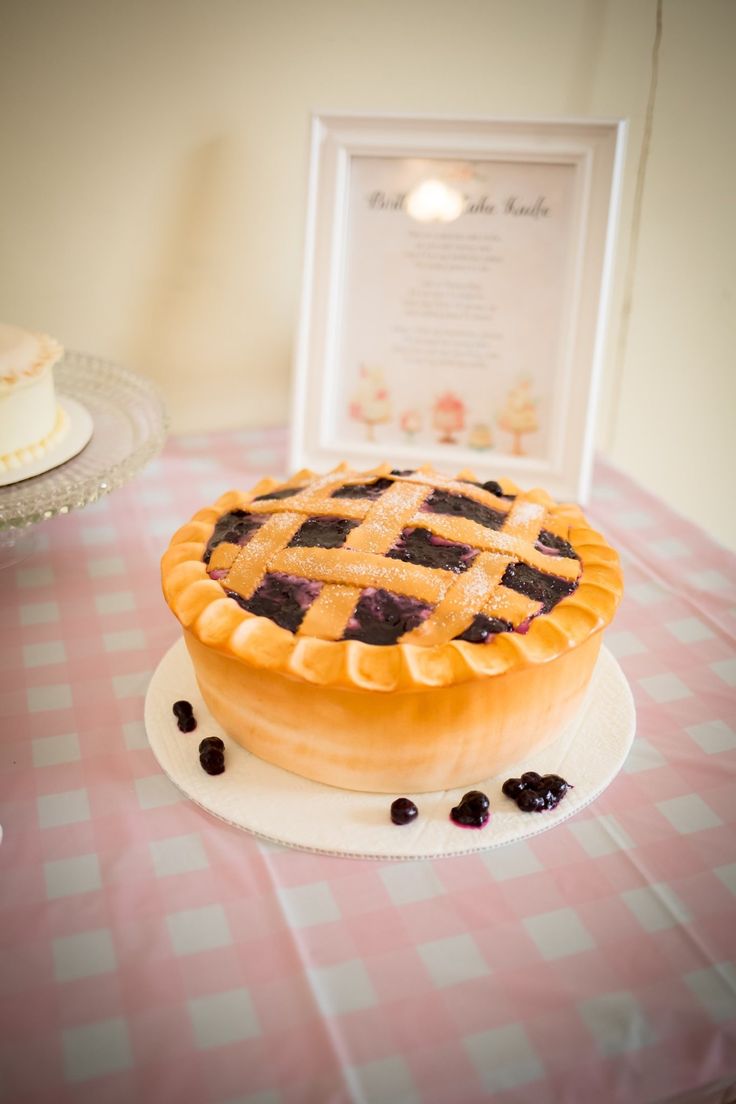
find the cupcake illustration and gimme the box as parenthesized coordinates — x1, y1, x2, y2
(468, 422, 493, 450)
(498, 378, 539, 456)
(399, 408, 422, 440)
(432, 392, 466, 445)
(349, 365, 391, 442)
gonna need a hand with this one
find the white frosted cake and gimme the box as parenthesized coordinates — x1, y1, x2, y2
(0, 323, 67, 472)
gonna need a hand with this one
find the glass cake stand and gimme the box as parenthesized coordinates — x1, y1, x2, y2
(0, 351, 168, 566)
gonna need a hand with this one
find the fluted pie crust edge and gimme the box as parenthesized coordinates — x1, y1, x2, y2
(161, 463, 623, 694)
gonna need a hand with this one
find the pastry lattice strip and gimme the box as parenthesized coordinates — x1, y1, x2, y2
(206, 469, 582, 645)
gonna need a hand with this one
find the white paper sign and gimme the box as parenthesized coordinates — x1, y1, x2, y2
(292, 115, 625, 502)
(335, 155, 577, 463)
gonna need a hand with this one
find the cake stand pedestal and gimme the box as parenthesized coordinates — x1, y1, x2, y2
(0, 351, 167, 568)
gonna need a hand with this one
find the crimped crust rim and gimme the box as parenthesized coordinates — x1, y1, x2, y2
(161, 465, 623, 692)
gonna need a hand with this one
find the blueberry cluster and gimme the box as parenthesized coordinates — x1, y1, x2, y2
(502, 772, 571, 812)
(173, 700, 196, 732)
(450, 790, 490, 828)
(199, 736, 225, 775)
(390, 789, 493, 828)
(390, 797, 418, 825)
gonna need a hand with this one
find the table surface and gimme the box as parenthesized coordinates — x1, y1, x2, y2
(2, 427, 735, 1104)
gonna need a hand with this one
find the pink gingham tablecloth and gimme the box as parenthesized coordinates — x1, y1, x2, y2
(1, 427, 735, 1104)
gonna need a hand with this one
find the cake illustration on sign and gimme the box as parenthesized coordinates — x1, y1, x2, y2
(348, 365, 391, 442)
(468, 423, 493, 450)
(433, 392, 466, 445)
(400, 408, 422, 440)
(498, 379, 539, 456)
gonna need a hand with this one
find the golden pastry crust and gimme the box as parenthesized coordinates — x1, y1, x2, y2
(183, 628, 603, 793)
(161, 463, 623, 693)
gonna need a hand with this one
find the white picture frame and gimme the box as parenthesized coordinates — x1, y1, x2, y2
(290, 113, 626, 502)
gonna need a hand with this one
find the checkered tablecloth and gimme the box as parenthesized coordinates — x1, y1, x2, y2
(2, 427, 735, 1104)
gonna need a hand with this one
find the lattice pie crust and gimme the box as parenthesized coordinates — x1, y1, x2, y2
(162, 464, 623, 792)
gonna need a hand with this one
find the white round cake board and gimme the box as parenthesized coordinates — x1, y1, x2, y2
(0, 395, 93, 487)
(145, 639, 636, 860)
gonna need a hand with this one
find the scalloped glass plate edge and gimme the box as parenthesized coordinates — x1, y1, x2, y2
(0, 350, 168, 531)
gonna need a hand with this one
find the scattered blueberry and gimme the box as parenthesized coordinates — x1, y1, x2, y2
(545, 774, 569, 798)
(391, 797, 418, 825)
(199, 747, 225, 775)
(450, 789, 490, 828)
(501, 777, 526, 800)
(173, 700, 197, 732)
(521, 771, 541, 787)
(461, 789, 490, 810)
(199, 736, 225, 754)
(517, 789, 546, 813)
(502, 771, 573, 812)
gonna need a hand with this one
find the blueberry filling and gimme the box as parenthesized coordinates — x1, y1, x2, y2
(461, 479, 516, 501)
(343, 587, 432, 645)
(386, 527, 477, 573)
(252, 486, 303, 501)
(288, 515, 359, 549)
(390, 468, 415, 476)
(390, 798, 418, 825)
(227, 572, 321, 633)
(535, 529, 579, 560)
(422, 489, 506, 530)
(331, 477, 394, 500)
(502, 772, 572, 812)
(501, 561, 578, 613)
(454, 613, 514, 643)
(204, 510, 263, 564)
(450, 790, 490, 828)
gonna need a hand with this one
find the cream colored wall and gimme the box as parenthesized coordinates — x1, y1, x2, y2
(1, 0, 733, 549)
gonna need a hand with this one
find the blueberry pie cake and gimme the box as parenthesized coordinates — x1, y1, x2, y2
(161, 464, 623, 792)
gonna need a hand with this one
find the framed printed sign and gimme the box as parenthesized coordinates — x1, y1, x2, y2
(290, 113, 626, 502)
